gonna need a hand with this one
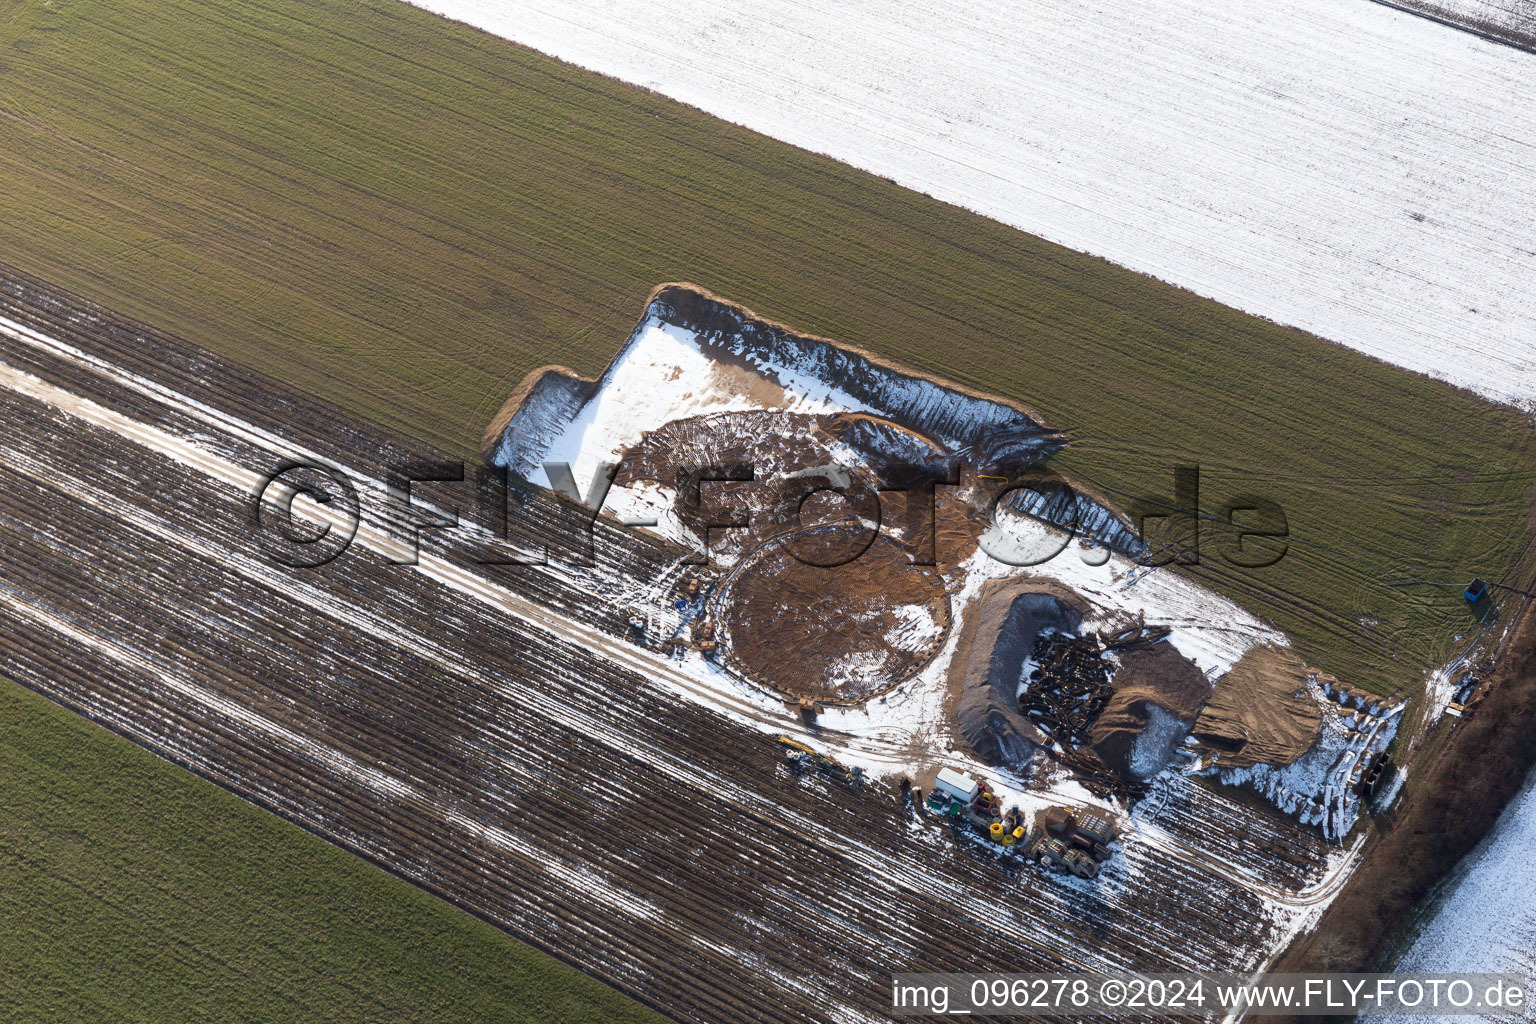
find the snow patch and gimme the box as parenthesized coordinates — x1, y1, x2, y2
(1367, 766, 1536, 1018)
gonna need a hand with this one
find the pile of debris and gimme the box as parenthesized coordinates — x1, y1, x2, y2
(1188, 645, 1323, 769)
(1028, 807, 1118, 880)
(1020, 620, 1172, 746)
(1445, 662, 1491, 719)
(1195, 663, 1406, 840)
(920, 769, 1121, 881)
(777, 737, 865, 787)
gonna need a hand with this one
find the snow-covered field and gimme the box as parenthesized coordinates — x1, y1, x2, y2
(1394, 0, 1536, 45)
(1366, 766, 1536, 1021)
(409, 0, 1536, 409)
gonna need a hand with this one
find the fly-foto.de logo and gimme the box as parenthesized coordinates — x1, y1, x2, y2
(249, 458, 1287, 571)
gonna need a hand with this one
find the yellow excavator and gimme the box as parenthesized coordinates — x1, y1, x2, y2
(776, 737, 864, 786)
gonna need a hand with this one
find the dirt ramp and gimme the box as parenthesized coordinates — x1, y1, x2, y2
(1089, 642, 1212, 779)
(481, 365, 595, 462)
(949, 578, 1087, 767)
(1192, 645, 1322, 769)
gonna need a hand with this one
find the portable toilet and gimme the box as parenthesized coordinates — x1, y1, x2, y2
(1465, 578, 1488, 603)
(934, 767, 979, 805)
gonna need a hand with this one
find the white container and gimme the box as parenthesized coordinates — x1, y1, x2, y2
(934, 767, 979, 804)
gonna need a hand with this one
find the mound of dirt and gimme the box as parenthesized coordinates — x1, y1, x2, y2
(488, 285, 1146, 561)
(614, 409, 966, 565)
(1191, 645, 1323, 769)
(1088, 642, 1212, 779)
(946, 577, 1088, 766)
(482, 365, 597, 464)
(720, 532, 950, 702)
(648, 283, 1060, 455)
(614, 407, 996, 703)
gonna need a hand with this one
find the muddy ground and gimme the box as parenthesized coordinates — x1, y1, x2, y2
(720, 533, 951, 702)
(617, 408, 980, 701)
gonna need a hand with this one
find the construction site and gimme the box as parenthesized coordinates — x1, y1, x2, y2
(1, 266, 1523, 1022)
(918, 767, 1119, 880)
(488, 283, 1408, 846)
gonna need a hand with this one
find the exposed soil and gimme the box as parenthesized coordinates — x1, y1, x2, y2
(616, 408, 984, 701)
(617, 409, 842, 562)
(1090, 642, 1211, 779)
(614, 408, 965, 563)
(720, 532, 951, 702)
(1190, 644, 1322, 769)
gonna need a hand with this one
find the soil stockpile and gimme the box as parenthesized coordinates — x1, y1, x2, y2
(1191, 645, 1322, 769)
(1089, 642, 1212, 779)
(614, 409, 963, 564)
(618, 408, 979, 701)
(720, 532, 950, 701)
(948, 578, 1087, 766)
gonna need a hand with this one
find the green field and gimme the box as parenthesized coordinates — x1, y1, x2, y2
(0, 677, 667, 1023)
(1, 0, 1532, 694)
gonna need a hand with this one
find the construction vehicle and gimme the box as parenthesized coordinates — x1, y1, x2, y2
(777, 737, 864, 787)
(672, 576, 703, 612)
(694, 618, 719, 661)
